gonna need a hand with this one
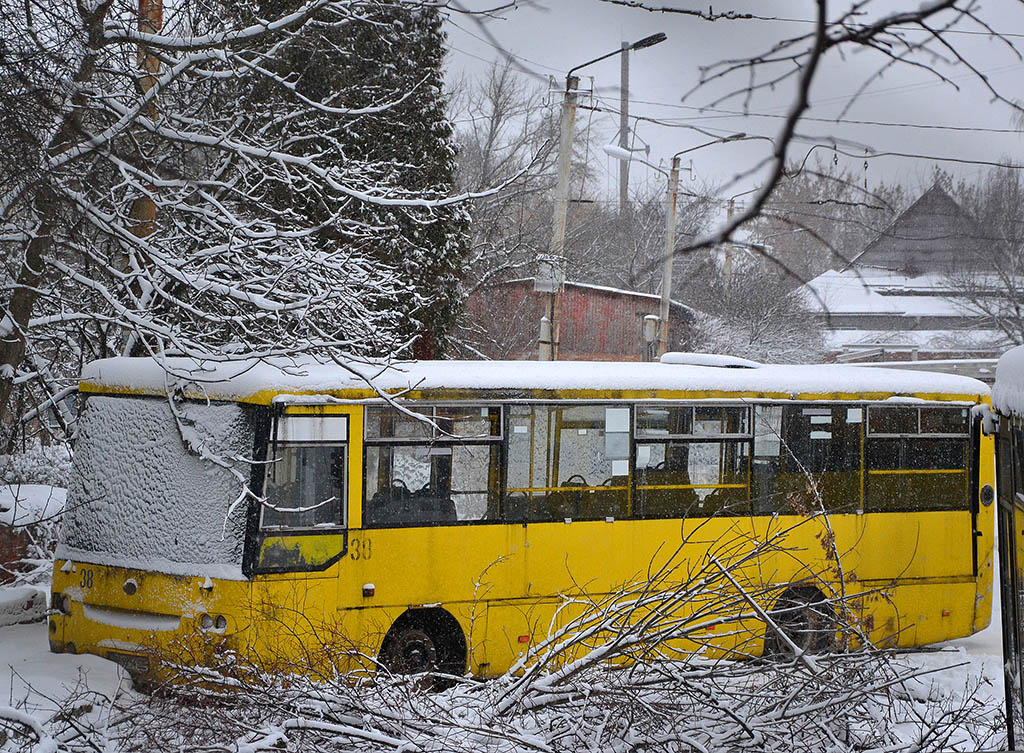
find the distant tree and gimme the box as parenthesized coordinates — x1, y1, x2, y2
(452, 62, 558, 295)
(567, 183, 718, 298)
(746, 162, 906, 286)
(945, 167, 1024, 344)
(686, 264, 826, 363)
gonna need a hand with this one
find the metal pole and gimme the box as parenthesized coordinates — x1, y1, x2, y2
(725, 198, 735, 287)
(541, 74, 578, 361)
(657, 156, 680, 358)
(619, 42, 629, 214)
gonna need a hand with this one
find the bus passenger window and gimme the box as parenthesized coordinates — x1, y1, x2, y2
(999, 432, 1014, 506)
(263, 414, 347, 530)
(504, 405, 630, 522)
(635, 405, 751, 519)
(865, 405, 969, 513)
(752, 406, 783, 514)
(363, 406, 501, 528)
(763, 405, 861, 515)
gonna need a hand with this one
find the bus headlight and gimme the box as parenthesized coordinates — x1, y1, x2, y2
(198, 614, 227, 633)
(981, 484, 995, 507)
(51, 592, 71, 615)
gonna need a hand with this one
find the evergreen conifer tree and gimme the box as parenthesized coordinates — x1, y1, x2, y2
(248, 0, 470, 358)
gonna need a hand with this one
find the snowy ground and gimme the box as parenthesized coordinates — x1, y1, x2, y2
(0, 623, 125, 714)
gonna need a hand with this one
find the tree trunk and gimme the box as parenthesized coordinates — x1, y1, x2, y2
(0, 0, 111, 429)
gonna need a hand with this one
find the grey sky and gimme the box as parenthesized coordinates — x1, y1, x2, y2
(445, 1, 1024, 205)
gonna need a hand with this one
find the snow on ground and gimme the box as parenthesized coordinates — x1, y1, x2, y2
(0, 623, 125, 716)
(0, 605, 1007, 746)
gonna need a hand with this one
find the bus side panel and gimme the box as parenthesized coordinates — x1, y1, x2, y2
(247, 570, 348, 674)
(340, 523, 527, 672)
(844, 511, 975, 581)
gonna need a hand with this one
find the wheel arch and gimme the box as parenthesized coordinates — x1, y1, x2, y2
(378, 606, 467, 674)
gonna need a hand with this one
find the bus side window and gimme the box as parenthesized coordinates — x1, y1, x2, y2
(504, 405, 548, 521)
(999, 428, 1014, 506)
(262, 413, 348, 530)
(263, 445, 346, 529)
(865, 405, 969, 513)
(635, 405, 751, 519)
(363, 406, 501, 528)
(1014, 427, 1024, 496)
(504, 405, 630, 522)
(751, 406, 783, 514)
(768, 405, 861, 515)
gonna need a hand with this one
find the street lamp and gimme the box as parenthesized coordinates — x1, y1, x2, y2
(723, 185, 760, 286)
(604, 134, 745, 357)
(538, 32, 668, 361)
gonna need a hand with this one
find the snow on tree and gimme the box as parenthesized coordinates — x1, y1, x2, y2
(0, 0, 469, 444)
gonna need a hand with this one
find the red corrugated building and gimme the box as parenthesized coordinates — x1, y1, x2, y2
(463, 279, 694, 361)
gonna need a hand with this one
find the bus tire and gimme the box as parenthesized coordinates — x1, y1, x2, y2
(378, 608, 466, 688)
(763, 586, 835, 657)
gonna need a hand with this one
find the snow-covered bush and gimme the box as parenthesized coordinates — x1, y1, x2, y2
(0, 444, 70, 624)
(0, 443, 72, 488)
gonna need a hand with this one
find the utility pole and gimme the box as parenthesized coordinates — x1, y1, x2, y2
(619, 42, 630, 214)
(539, 34, 666, 361)
(657, 156, 680, 358)
(725, 198, 736, 287)
(539, 74, 578, 361)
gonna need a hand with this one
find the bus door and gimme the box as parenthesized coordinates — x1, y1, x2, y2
(998, 418, 1024, 748)
(248, 404, 353, 575)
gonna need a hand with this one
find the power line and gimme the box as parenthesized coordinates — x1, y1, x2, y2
(629, 102, 1022, 136)
(739, 13, 1024, 40)
(446, 18, 564, 76)
(584, 88, 1021, 137)
(593, 5, 1024, 39)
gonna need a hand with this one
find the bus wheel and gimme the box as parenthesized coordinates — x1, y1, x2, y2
(764, 587, 835, 657)
(378, 608, 466, 688)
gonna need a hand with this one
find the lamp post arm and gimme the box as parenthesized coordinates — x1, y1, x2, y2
(567, 33, 667, 81)
(567, 48, 624, 81)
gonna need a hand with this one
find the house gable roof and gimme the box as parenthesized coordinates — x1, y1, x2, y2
(846, 185, 989, 274)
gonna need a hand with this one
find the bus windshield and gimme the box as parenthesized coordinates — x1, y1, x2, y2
(60, 395, 254, 575)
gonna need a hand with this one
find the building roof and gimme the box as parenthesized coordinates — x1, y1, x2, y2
(847, 185, 989, 274)
(822, 327, 1010, 352)
(803, 268, 979, 318)
(501, 278, 694, 313)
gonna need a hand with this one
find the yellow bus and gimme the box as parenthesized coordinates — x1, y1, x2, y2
(49, 354, 994, 683)
(992, 345, 1024, 747)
